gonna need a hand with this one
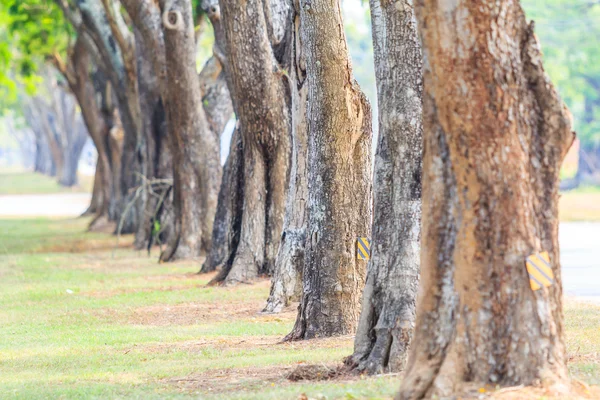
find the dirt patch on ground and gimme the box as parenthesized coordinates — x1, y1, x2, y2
(85, 282, 208, 300)
(138, 334, 353, 355)
(125, 300, 273, 326)
(163, 362, 365, 395)
(92, 283, 294, 327)
(38, 235, 134, 254)
(487, 380, 600, 399)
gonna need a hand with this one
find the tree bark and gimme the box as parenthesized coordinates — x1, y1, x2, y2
(213, 0, 292, 285)
(397, 2, 574, 398)
(285, 0, 373, 340)
(203, 125, 244, 276)
(23, 103, 56, 176)
(263, 0, 308, 312)
(157, 0, 222, 261)
(132, 26, 171, 251)
(66, 38, 115, 227)
(71, 0, 144, 233)
(346, 0, 422, 374)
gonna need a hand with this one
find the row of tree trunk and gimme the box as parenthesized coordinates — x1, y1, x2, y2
(18, 73, 90, 188)
(46, 0, 575, 397)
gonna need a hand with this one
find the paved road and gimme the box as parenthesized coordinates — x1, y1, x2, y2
(0, 194, 597, 301)
(0, 193, 91, 217)
(560, 222, 600, 303)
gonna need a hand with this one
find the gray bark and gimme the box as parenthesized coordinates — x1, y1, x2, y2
(212, 0, 292, 285)
(263, 0, 308, 312)
(120, 0, 232, 259)
(346, 0, 422, 374)
(157, 0, 223, 261)
(285, 0, 373, 340)
(204, 125, 244, 277)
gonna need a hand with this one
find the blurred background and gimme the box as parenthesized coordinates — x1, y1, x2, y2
(0, 0, 599, 299)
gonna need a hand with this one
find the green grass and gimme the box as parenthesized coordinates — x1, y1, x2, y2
(0, 169, 93, 195)
(0, 218, 599, 399)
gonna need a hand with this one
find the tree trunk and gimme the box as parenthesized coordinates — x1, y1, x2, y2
(133, 26, 170, 251)
(24, 104, 56, 176)
(213, 0, 292, 285)
(576, 97, 600, 186)
(64, 37, 114, 226)
(285, 0, 373, 340)
(74, 0, 144, 234)
(397, 2, 574, 398)
(263, 0, 308, 312)
(346, 0, 423, 374)
(30, 97, 65, 179)
(121, 0, 232, 259)
(158, 0, 222, 261)
(84, 159, 103, 215)
(203, 125, 244, 276)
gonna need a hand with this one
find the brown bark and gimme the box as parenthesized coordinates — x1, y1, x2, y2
(62, 0, 144, 233)
(347, 0, 422, 374)
(263, 0, 308, 312)
(285, 0, 372, 340)
(120, 0, 233, 259)
(132, 26, 171, 251)
(212, 0, 292, 285)
(397, 1, 574, 398)
(157, 0, 222, 261)
(57, 37, 114, 227)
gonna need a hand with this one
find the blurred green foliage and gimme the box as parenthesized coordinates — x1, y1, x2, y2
(522, 0, 600, 148)
(0, 0, 598, 149)
(0, 0, 72, 111)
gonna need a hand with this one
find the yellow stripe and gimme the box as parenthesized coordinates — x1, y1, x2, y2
(358, 238, 370, 252)
(529, 254, 554, 282)
(539, 251, 550, 264)
(529, 278, 541, 291)
(357, 241, 368, 254)
(357, 244, 368, 259)
(527, 261, 552, 286)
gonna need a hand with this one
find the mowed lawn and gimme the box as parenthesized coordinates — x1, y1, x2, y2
(0, 218, 599, 399)
(0, 170, 94, 195)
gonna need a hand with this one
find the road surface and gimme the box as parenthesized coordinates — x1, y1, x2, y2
(0, 193, 91, 217)
(560, 222, 600, 303)
(0, 193, 598, 302)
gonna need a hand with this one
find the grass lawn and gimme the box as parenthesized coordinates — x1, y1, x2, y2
(0, 218, 599, 399)
(0, 169, 93, 195)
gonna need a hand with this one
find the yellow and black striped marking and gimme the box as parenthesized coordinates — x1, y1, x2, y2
(357, 237, 371, 260)
(526, 251, 554, 291)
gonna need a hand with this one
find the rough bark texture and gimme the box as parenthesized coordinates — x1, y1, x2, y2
(121, 0, 232, 258)
(158, 0, 222, 261)
(263, 0, 308, 312)
(132, 27, 171, 250)
(397, 2, 574, 398)
(73, 0, 144, 234)
(59, 37, 114, 227)
(285, 0, 372, 339)
(347, 0, 422, 374)
(213, 0, 292, 285)
(203, 126, 244, 276)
